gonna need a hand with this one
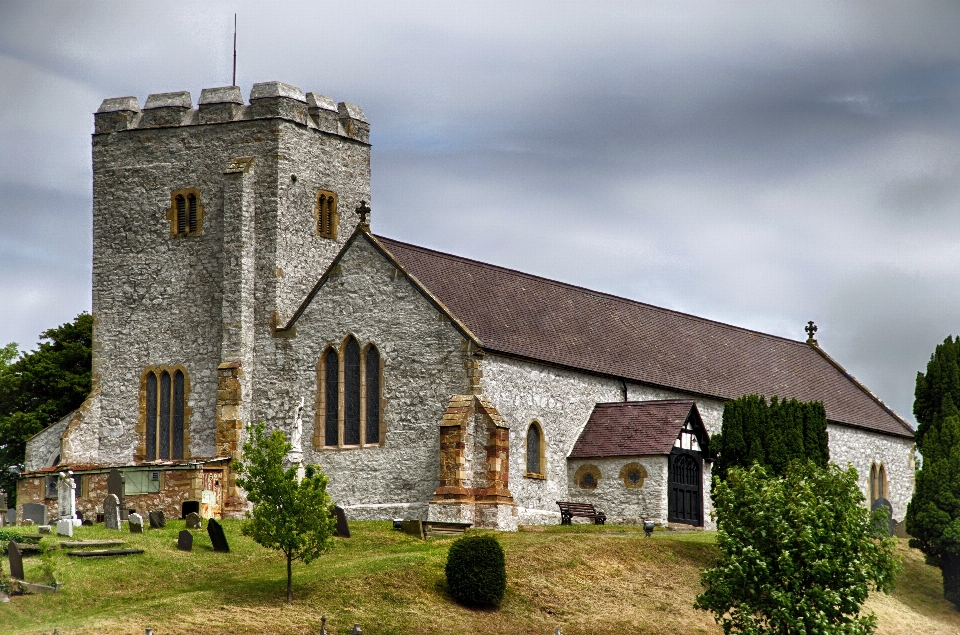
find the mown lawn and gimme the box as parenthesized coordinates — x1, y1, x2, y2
(0, 520, 957, 635)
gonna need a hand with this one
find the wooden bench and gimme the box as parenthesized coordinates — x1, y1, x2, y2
(400, 519, 472, 540)
(556, 501, 606, 525)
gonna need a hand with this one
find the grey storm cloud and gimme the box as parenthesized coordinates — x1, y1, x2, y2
(4, 0, 960, 425)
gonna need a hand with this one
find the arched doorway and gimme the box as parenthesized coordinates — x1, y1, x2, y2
(668, 451, 702, 525)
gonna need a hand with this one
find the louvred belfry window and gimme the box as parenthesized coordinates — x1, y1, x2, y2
(169, 189, 203, 236)
(317, 337, 383, 448)
(316, 190, 338, 239)
(142, 367, 189, 461)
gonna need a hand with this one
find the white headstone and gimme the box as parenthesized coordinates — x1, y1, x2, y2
(56, 519, 74, 537)
(57, 471, 78, 523)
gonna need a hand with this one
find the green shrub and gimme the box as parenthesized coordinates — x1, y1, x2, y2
(0, 528, 25, 544)
(445, 534, 506, 608)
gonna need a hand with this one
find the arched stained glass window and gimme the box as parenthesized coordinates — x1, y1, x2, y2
(141, 366, 190, 461)
(526, 423, 542, 476)
(343, 338, 361, 445)
(324, 348, 339, 447)
(365, 346, 381, 444)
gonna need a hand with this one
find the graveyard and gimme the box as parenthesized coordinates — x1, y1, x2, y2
(0, 519, 955, 635)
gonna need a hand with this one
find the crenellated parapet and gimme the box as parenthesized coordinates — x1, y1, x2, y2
(94, 81, 369, 143)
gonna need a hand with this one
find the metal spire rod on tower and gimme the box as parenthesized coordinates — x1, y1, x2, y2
(232, 14, 237, 87)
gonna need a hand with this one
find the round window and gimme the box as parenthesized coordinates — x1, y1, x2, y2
(575, 464, 601, 490)
(619, 462, 648, 489)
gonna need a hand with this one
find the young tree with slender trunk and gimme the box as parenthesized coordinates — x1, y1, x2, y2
(235, 423, 336, 603)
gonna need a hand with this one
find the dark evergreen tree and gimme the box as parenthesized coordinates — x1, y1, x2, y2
(711, 394, 829, 480)
(906, 335, 960, 607)
(0, 313, 93, 506)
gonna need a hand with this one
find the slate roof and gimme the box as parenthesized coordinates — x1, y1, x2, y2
(371, 235, 914, 439)
(570, 400, 703, 458)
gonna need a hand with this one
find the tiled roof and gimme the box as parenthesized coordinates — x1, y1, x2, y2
(373, 235, 914, 439)
(570, 400, 701, 458)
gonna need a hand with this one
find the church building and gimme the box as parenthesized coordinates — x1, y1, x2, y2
(18, 82, 916, 531)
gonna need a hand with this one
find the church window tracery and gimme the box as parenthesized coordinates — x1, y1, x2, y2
(167, 189, 203, 236)
(870, 462, 889, 503)
(526, 421, 545, 478)
(140, 366, 191, 461)
(315, 336, 383, 449)
(315, 190, 338, 239)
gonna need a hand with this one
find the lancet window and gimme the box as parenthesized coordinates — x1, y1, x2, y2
(316, 190, 338, 239)
(316, 336, 383, 448)
(142, 366, 190, 460)
(169, 189, 202, 236)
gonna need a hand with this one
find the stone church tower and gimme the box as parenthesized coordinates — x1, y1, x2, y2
(74, 82, 369, 515)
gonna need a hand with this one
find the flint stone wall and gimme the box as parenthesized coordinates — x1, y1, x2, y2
(253, 236, 469, 520)
(827, 423, 915, 521)
(566, 456, 669, 525)
(24, 412, 71, 471)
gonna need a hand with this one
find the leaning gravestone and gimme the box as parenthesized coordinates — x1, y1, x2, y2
(185, 512, 202, 530)
(107, 469, 127, 520)
(128, 513, 144, 533)
(103, 494, 121, 530)
(148, 510, 166, 529)
(7, 541, 23, 580)
(5, 509, 16, 526)
(56, 519, 74, 537)
(207, 518, 230, 553)
(872, 497, 896, 537)
(22, 503, 47, 526)
(333, 506, 351, 538)
(177, 530, 193, 552)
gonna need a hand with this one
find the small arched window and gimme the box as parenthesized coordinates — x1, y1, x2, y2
(526, 421, 545, 478)
(316, 190, 338, 239)
(168, 189, 203, 236)
(870, 462, 889, 502)
(141, 366, 190, 461)
(316, 336, 384, 449)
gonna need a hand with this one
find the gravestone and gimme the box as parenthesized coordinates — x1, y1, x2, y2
(207, 518, 230, 553)
(8, 541, 23, 580)
(4, 509, 14, 526)
(103, 494, 121, 530)
(56, 519, 74, 537)
(148, 510, 166, 529)
(128, 513, 144, 533)
(333, 506, 351, 538)
(22, 503, 47, 526)
(107, 469, 127, 520)
(38, 525, 52, 535)
(82, 519, 93, 526)
(57, 471, 79, 525)
(181, 500, 200, 519)
(872, 497, 896, 537)
(185, 512, 202, 530)
(177, 530, 193, 552)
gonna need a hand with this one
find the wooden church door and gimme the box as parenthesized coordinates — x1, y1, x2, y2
(668, 451, 702, 525)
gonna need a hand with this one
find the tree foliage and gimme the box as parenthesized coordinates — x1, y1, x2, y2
(696, 462, 901, 635)
(710, 394, 829, 481)
(0, 313, 93, 504)
(906, 335, 960, 607)
(234, 423, 336, 604)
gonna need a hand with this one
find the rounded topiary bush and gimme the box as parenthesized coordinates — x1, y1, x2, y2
(445, 534, 506, 608)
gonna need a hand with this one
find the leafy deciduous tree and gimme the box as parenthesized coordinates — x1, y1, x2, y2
(697, 462, 901, 635)
(234, 422, 336, 604)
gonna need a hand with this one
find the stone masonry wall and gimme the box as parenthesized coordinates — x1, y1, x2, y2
(24, 413, 70, 471)
(252, 235, 469, 520)
(828, 423, 915, 521)
(566, 456, 669, 525)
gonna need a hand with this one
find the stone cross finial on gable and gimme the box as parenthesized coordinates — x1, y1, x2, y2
(357, 200, 371, 230)
(805, 320, 818, 344)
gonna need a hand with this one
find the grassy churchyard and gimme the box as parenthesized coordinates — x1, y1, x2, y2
(0, 520, 958, 635)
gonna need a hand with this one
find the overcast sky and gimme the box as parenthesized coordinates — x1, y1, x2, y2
(4, 1, 960, 426)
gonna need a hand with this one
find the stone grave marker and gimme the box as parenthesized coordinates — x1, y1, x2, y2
(8, 541, 23, 580)
(207, 518, 230, 553)
(871, 497, 896, 537)
(4, 509, 14, 526)
(22, 503, 47, 526)
(56, 519, 74, 537)
(38, 525, 52, 535)
(148, 510, 166, 529)
(128, 513, 144, 533)
(333, 506, 351, 538)
(103, 494, 121, 530)
(82, 519, 93, 526)
(185, 512, 202, 530)
(107, 469, 127, 520)
(58, 471, 79, 525)
(177, 530, 193, 552)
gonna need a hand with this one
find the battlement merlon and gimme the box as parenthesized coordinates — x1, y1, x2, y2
(93, 81, 369, 143)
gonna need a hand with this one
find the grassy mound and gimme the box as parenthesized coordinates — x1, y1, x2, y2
(0, 520, 954, 635)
